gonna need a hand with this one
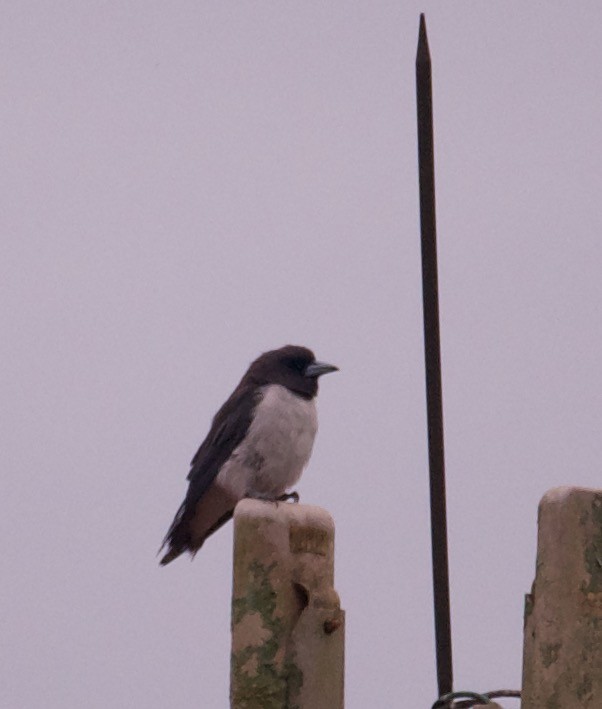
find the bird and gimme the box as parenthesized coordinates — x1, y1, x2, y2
(159, 345, 338, 565)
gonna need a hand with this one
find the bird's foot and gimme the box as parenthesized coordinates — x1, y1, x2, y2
(245, 491, 300, 505)
(245, 493, 279, 506)
(277, 491, 300, 504)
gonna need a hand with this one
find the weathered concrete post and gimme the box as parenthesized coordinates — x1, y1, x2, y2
(230, 499, 344, 709)
(522, 486, 602, 708)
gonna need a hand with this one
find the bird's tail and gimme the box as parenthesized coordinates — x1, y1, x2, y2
(158, 501, 188, 566)
(159, 547, 182, 566)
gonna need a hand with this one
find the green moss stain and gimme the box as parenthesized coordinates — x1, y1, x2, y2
(231, 558, 304, 708)
(232, 560, 278, 626)
(231, 651, 286, 709)
(284, 661, 304, 709)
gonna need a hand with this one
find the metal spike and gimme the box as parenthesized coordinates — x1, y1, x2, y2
(415, 13, 453, 698)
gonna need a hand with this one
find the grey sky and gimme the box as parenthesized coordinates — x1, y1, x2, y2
(2, 3, 602, 707)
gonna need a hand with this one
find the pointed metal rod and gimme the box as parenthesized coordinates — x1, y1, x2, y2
(415, 13, 453, 698)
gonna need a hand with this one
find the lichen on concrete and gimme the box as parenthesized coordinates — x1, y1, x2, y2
(575, 671, 593, 703)
(232, 560, 279, 626)
(524, 593, 534, 625)
(230, 500, 342, 709)
(231, 558, 293, 708)
(522, 487, 602, 708)
(540, 641, 562, 669)
(582, 494, 602, 595)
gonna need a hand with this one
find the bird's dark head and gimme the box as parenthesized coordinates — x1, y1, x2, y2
(247, 345, 338, 399)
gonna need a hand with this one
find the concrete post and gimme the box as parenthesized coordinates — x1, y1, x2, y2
(522, 486, 602, 708)
(230, 499, 344, 709)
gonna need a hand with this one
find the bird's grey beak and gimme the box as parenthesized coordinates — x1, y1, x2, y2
(305, 361, 339, 378)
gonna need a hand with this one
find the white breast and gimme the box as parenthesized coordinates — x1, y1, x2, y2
(218, 384, 318, 499)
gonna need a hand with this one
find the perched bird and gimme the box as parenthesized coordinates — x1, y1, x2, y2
(159, 345, 338, 565)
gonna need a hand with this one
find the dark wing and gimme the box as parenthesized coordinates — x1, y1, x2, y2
(159, 383, 259, 562)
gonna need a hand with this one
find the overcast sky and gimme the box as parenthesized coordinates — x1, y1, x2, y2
(3, 3, 602, 708)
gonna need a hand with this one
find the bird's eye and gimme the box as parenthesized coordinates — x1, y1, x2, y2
(286, 357, 306, 373)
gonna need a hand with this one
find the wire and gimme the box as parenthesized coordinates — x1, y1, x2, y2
(432, 689, 521, 708)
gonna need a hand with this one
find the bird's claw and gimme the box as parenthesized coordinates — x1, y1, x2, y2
(245, 491, 300, 505)
(277, 491, 300, 504)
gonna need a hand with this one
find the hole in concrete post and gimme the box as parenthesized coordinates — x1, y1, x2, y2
(292, 582, 309, 625)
